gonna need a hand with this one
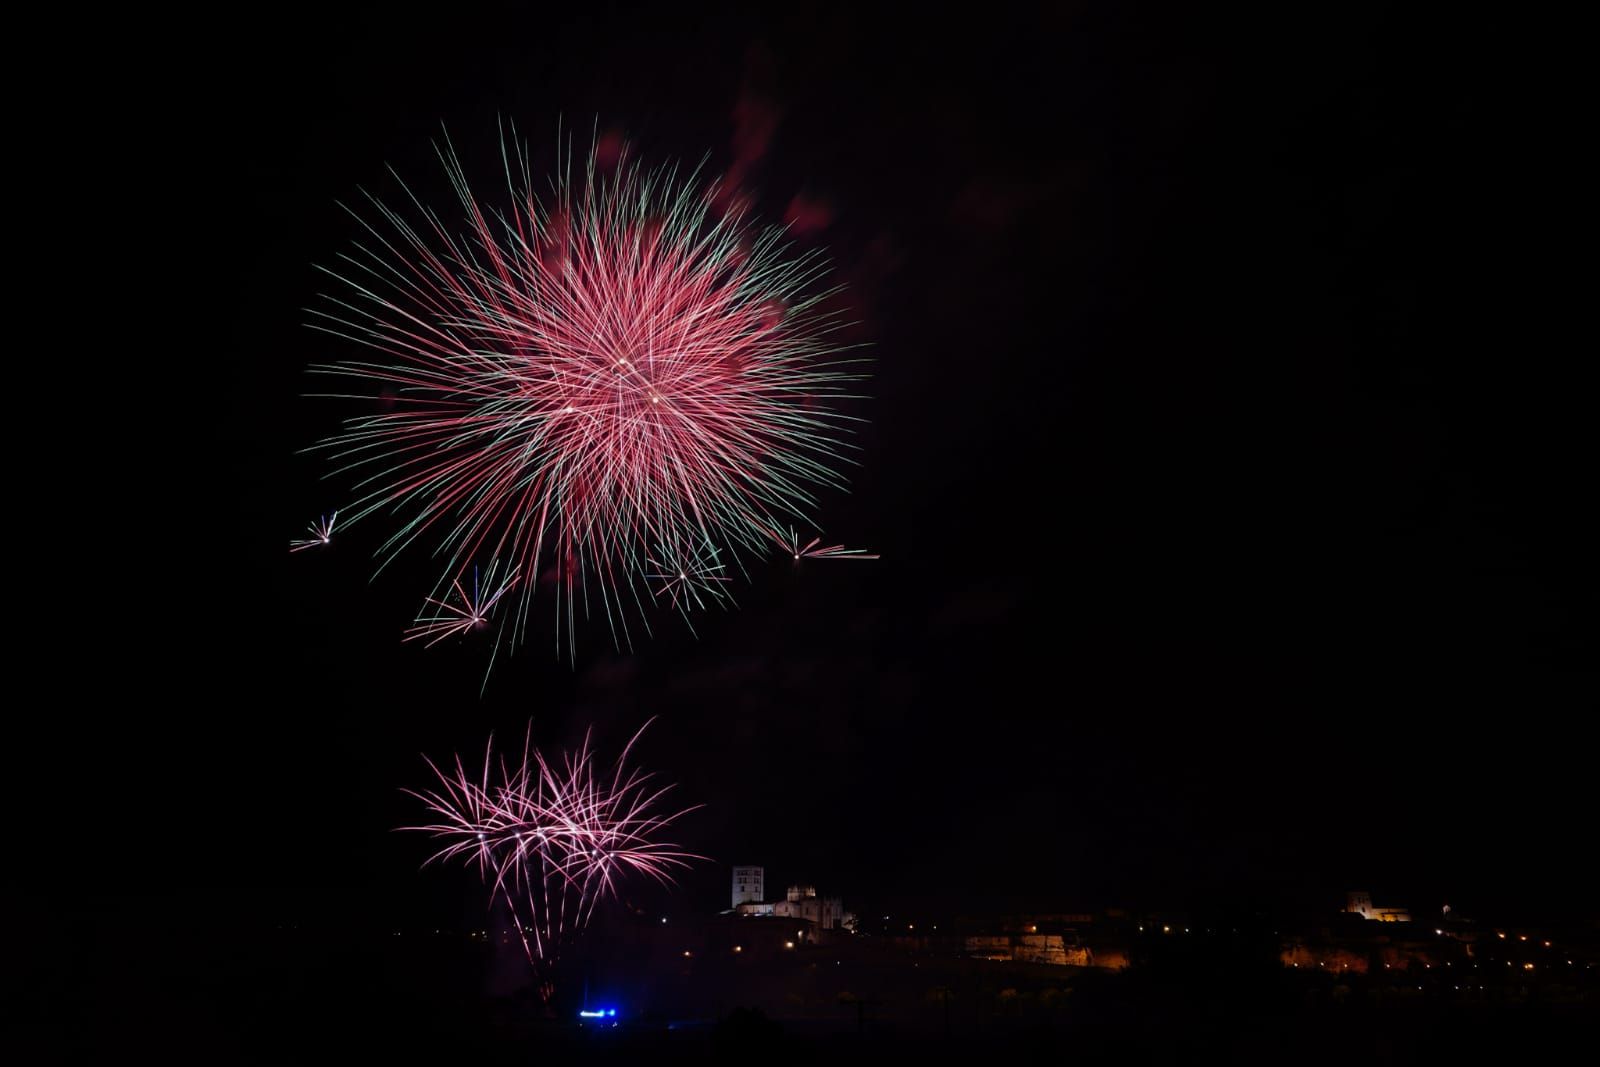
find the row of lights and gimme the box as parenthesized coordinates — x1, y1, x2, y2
(684, 939, 798, 959)
(1304, 959, 1579, 973)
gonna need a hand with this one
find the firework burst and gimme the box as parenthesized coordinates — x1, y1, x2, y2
(772, 524, 880, 562)
(289, 511, 337, 552)
(402, 563, 520, 647)
(403, 720, 702, 982)
(300, 125, 871, 671)
(645, 535, 734, 621)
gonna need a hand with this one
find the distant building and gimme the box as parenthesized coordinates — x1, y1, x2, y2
(732, 875, 853, 931)
(732, 865, 765, 909)
(1346, 890, 1411, 923)
(963, 933, 1092, 966)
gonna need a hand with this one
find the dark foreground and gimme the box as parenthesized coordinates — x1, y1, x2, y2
(39, 911, 1593, 1064)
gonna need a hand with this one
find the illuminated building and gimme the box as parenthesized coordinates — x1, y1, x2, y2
(963, 934, 1091, 965)
(732, 876, 854, 931)
(732, 865, 765, 908)
(1346, 890, 1412, 923)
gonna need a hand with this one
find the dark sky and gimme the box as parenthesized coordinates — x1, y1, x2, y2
(50, 4, 1592, 930)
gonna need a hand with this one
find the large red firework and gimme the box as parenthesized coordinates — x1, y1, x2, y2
(403, 719, 702, 984)
(302, 128, 870, 668)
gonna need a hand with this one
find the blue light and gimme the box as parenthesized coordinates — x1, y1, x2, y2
(607, 1009, 617, 1017)
(578, 1008, 619, 1020)
(578, 1010, 605, 1018)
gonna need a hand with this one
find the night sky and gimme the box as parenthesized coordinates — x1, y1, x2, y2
(53, 5, 1591, 932)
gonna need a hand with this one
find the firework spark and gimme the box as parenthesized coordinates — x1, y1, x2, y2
(645, 536, 734, 619)
(402, 564, 520, 647)
(773, 524, 879, 562)
(300, 125, 868, 669)
(289, 511, 337, 552)
(403, 720, 702, 980)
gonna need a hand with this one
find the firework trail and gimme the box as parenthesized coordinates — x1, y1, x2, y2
(402, 719, 702, 983)
(299, 124, 872, 670)
(289, 511, 337, 552)
(402, 563, 520, 647)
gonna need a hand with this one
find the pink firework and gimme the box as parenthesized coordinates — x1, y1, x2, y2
(303, 127, 869, 666)
(402, 719, 702, 977)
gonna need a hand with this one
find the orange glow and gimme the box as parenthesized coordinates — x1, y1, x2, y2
(1497, 932, 1506, 939)
(784, 941, 795, 949)
(733, 945, 742, 953)
(682, 950, 692, 957)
